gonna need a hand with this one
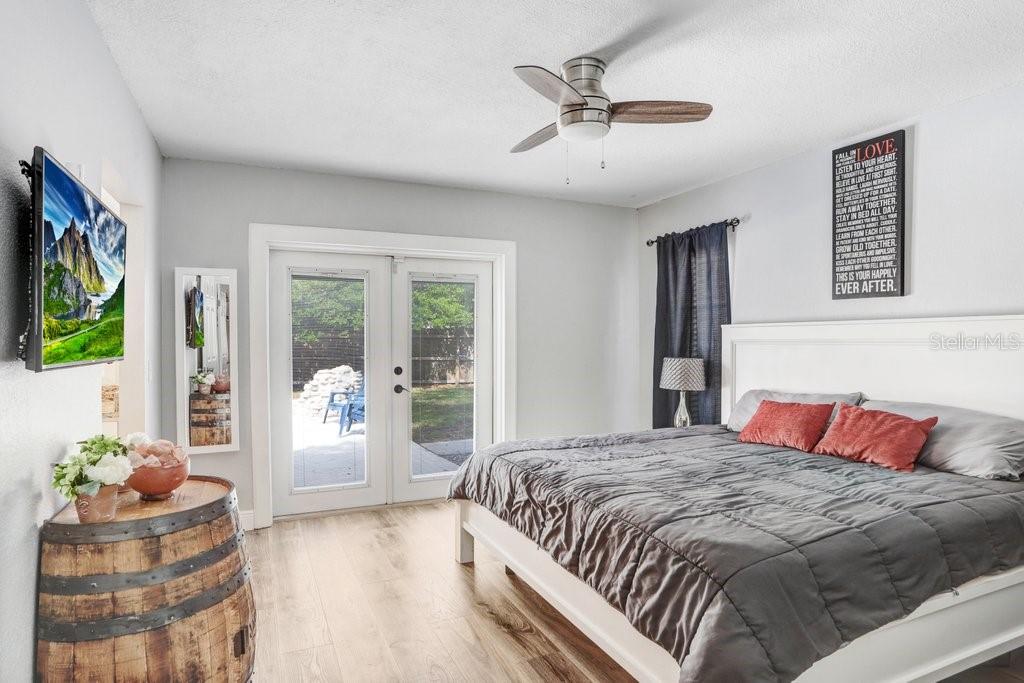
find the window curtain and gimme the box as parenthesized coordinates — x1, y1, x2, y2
(652, 222, 731, 427)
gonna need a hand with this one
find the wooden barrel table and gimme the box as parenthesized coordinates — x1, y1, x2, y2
(36, 476, 255, 682)
(190, 393, 232, 447)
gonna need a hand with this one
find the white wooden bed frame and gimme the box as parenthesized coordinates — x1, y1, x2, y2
(455, 315, 1024, 682)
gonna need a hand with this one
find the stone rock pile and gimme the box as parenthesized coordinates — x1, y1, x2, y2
(295, 365, 362, 416)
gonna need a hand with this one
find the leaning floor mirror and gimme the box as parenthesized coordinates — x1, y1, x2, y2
(174, 267, 240, 454)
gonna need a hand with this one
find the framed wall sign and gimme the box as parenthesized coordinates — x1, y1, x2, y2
(832, 129, 906, 299)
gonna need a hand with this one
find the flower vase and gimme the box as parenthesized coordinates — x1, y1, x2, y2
(74, 484, 119, 523)
(198, 383, 212, 395)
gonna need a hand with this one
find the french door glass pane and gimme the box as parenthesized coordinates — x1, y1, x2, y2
(410, 279, 475, 478)
(290, 274, 367, 488)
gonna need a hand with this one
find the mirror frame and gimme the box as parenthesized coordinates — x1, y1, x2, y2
(174, 267, 240, 454)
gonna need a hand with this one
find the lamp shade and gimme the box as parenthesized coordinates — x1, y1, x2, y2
(660, 357, 706, 391)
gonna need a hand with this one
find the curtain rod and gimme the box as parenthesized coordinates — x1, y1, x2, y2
(645, 217, 741, 246)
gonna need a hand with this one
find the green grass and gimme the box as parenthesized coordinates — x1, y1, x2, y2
(411, 385, 473, 444)
(43, 315, 124, 366)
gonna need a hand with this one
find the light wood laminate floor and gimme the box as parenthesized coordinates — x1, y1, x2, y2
(944, 652, 1024, 683)
(248, 501, 1024, 682)
(248, 501, 630, 681)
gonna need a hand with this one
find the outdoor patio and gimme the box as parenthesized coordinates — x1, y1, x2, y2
(291, 402, 473, 488)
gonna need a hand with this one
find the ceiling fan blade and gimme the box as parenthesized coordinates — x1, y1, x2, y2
(610, 101, 713, 123)
(510, 122, 558, 153)
(514, 66, 588, 106)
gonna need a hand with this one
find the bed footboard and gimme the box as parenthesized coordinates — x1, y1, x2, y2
(452, 498, 1024, 683)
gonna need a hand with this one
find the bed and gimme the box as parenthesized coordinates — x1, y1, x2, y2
(450, 315, 1024, 682)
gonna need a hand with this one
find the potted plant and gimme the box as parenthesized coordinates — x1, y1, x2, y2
(52, 435, 134, 523)
(191, 370, 216, 395)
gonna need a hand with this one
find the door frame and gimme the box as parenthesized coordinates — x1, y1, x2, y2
(248, 223, 516, 528)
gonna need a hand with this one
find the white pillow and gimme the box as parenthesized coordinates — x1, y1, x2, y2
(726, 389, 863, 432)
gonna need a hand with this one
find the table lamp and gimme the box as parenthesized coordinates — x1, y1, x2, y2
(659, 357, 706, 427)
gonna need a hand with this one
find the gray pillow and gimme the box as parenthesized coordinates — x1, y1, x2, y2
(861, 400, 1024, 480)
(726, 389, 864, 432)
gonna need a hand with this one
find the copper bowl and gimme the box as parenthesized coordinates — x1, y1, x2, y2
(127, 457, 190, 501)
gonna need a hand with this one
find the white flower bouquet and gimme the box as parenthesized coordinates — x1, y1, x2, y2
(53, 434, 135, 523)
(191, 370, 217, 395)
(52, 435, 133, 501)
(190, 371, 216, 386)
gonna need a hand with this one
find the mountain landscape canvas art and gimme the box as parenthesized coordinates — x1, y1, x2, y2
(40, 153, 126, 366)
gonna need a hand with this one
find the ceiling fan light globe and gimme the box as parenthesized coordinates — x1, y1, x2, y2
(557, 120, 610, 143)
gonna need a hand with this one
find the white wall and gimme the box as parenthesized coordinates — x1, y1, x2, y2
(637, 82, 1024, 427)
(159, 159, 640, 512)
(0, 1, 162, 679)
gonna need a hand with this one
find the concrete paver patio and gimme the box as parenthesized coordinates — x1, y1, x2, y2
(291, 403, 474, 488)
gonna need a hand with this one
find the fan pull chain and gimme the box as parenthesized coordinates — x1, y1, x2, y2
(565, 143, 570, 184)
(601, 138, 606, 170)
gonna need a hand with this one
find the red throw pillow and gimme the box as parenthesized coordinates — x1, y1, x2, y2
(813, 403, 938, 472)
(738, 400, 836, 452)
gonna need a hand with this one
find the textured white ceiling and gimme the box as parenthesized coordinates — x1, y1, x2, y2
(86, 0, 1024, 208)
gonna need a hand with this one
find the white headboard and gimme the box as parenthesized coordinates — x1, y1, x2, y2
(721, 315, 1024, 423)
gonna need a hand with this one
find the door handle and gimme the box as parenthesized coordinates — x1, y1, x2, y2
(394, 384, 410, 394)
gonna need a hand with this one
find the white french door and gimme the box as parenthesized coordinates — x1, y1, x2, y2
(391, 258, 492, 502)
(269, 250, 492, 516)
(269, 251, 390, 515)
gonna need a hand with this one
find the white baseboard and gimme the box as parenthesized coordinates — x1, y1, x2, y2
(239, 509, 256, 530)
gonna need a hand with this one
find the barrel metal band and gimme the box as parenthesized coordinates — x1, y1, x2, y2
(39, 529, 245, 595)
(37, 562, 252, 642)
(40, 491, 238, 544)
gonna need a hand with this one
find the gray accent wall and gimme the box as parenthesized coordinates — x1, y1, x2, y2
(637, 82, 1024, 427)
(159, 159, 640, 512)
(0, 2, 162, 679)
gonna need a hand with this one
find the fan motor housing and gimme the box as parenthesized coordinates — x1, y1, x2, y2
(557, 56, 610, 142)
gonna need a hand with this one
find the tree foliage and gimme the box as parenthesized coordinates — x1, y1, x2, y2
(290, 277, 365, 344)
(411, 282, 473, 331)
(290, 278, 474, 345)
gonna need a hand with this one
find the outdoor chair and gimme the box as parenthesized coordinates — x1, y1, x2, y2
(323, 386, 366, 434)
(323, 391, 346, 423)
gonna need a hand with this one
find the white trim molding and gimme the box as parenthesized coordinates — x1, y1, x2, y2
(249, 223, 517, 528)
(238, 509, 256, 531)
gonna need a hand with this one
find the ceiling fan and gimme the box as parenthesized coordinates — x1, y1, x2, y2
(510, 56, 712, 153)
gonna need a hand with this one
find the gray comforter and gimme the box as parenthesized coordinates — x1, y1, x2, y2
(448, 426, 1024, 682)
